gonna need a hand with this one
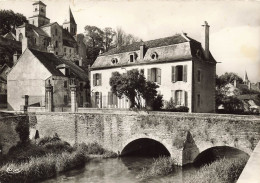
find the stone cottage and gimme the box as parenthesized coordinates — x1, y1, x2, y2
(90, 22, 216, 113)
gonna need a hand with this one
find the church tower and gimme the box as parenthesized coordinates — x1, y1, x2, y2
(28, 1, 50, 27)
(244, 70, 249, 85)
(63, 7, 77, 36)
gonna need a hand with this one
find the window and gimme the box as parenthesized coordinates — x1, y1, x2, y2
(64, 48, 66, 52)
(33, 20, 34, 25)
(41, 7, 44, 12)
(151, 52, 158, 59)
(55, 41, 58, 48)
(34, 38, 37, 44)
(64, 81, 67, 88)
(198, 70, 201, 82)
(93, 73, 102, 86)
(172, 65, 187, 82)
(130, 54, 134, 62)
(175, 90, 183, 105)
(140, 69, 144, 75)
(111, 58, 118, 64)
(19, 33, 23, 42)
(35, 7, 38, 11)
(147, 68, 161, 84)
(56, 52, 58, 55)
(55, 29, 58, 36)
(197, 94, 200, 107)
(95, 92, 100, 107)
(64, 95, 68, 104)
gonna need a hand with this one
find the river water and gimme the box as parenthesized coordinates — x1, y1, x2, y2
(42, 157, 198, 183)
(42, 147, 248, 183)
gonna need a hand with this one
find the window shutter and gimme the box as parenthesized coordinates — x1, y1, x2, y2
(171, 90, 175, 103)
(108, 92, 112, 105)
(184, 91, 188, 107)
(157, 68, 161, 84)
(183, 65, 187, 82)
(113, 94, 118, 107)
(99, 92, 102, 108)
(91, 92, 96, 107)
(93, 74, 96, 86)
(172, 66, 176, 82)
(99, 74, 102, 86)
(147, 69, 151, 81)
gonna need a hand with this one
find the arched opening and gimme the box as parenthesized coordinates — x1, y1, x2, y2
(121, 138, 170, 157)
(193, 146, 249, 167)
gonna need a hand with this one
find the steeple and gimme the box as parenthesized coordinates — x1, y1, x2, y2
(244, 70, 249, 84)
(63, 7, 77, 36)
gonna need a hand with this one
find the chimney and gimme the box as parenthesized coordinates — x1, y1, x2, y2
(202, 21, 210, 60)
(13, 51, 21, 65)
(234, 79, 237, 88)
(140, 42, 145, 59)
(47, 44, 54, 54)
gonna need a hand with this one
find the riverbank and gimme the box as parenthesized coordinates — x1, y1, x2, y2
(0, 137, 117, 183)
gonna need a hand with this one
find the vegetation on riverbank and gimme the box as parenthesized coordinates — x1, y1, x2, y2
(186, 157, 248, 183)
(138, 156, 176, 179)
(0, 136, 117, 183)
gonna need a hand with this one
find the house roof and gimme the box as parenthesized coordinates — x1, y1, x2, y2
(33, 1, 46, 6)
(62, 29, 77, 47)
(18, 23, 49, 37)
(40, 22, 58, 28)
(237, 94, 260, 106)
(3, 32, 16, 40)
(29, 48, 88, 81)
(92, 34, 216, 70)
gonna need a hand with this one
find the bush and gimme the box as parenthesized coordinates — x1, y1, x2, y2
(164, 98, 189, 112)
(185, 157, 248, 183)
(152, 94, 164, 111)
(138, 156, 176, 179)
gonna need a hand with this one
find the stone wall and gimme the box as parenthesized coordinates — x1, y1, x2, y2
(28, 111, 260, 165)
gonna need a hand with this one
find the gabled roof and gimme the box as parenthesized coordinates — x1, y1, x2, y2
(63, 7, 76, 25)
(29, 49, 88, 81)
(3, 32, 16, 40)
(18, 23, 49, 37)
(33, 1, 46, 6)
(40, 22, 58, 28)
(92, 34, 216, 70)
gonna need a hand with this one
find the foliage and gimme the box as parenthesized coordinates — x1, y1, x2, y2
(165, 97, 175, 110)
(217, 96, 244, 114)
(138, 156, 176, 179)
(15, 118, 29, 144)
(152, 94, 164, 111)
(164, 98, 189, 112)
(103, 27, 116, 52)
(0, 10, 27, 35)
(109, 69, 161, 109)
(185, 157, 248, 183)
(115, 27, 141, 47)
(216, 72, 243, 88)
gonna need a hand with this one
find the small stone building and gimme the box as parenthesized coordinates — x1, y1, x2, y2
(7, 48, 89, 112)
(91, 22, 216, 113)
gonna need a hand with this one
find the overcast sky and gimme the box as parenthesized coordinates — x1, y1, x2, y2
(0, 0, 260, 82)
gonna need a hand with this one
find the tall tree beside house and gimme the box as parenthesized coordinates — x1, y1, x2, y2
(109, 69, 162, 109)
(103, 27, 116, 52)
(216, 72, 243, 88)
(84, 25, 104, 65)
(0, 10, 27, 35)
(114, 27, 141, 47)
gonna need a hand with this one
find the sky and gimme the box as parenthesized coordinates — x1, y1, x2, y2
(0, 0, 260, 82)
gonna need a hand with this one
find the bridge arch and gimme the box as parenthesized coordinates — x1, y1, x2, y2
(193, 145, 249, 166)
(120, 135, 172, 157)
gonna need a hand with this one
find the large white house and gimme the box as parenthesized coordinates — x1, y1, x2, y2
(90, 22, 216, 113)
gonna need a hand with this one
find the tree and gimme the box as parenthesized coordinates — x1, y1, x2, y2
(114, 27, 141, 47)
(109, 69, 161, 109)
(0, 10, 27, 35)
(216, 72, 243, 88)
(84, 25, 104, 65)
(103, 27, 115, 52)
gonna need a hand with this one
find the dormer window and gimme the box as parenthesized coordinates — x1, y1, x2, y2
(151, 52, 158, 59)
(111, 58, 118, 64)
(129, 52, 137, 63)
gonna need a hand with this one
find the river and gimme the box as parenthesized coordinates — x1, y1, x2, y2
(42, 147, 248, 183)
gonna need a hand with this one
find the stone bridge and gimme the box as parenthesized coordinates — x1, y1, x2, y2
(26, 110, 260, 165)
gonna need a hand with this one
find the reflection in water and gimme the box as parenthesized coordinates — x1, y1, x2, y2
(42, 147, 248, 183)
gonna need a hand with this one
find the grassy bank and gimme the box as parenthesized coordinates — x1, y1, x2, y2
(138, 156, 176, 179)
(0, 137, 117, 183)
(185, 157, 248, 183)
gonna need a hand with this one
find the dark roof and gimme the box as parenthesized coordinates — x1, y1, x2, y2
(62, 29, 77, 47)
(33, 1, 46, 6)
(101, 34, 187, 56)
(18, 23, 49, 37)
(40, 22, 57, 28)
(92, 34, 216, 70)
(29, 49, 88, 81)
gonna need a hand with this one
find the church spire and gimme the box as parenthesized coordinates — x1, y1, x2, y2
(63, 6, 77, 36)
(244, 70, 249, 84)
